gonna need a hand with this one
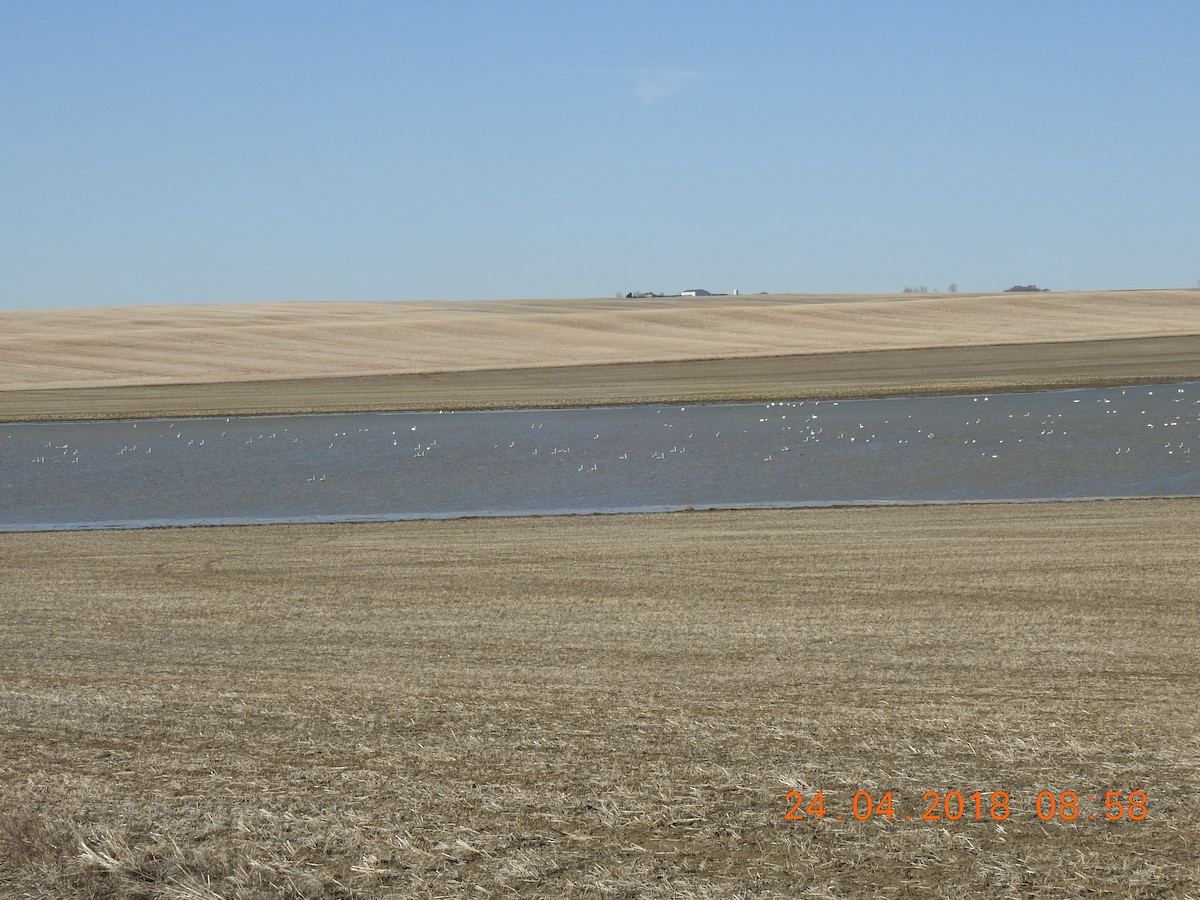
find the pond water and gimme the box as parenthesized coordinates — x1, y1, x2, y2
(2, 382, 1198, 531)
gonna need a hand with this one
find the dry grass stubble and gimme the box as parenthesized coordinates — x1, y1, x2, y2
(2, 501, 1198, 897)
(4, 291, 1200, 424)
(3, 291, 1198, 391)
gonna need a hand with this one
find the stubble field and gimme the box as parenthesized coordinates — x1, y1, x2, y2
(3, 290, 1199, 422)
(1, 501, 1198, 898)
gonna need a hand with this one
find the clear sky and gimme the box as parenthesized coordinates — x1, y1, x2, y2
(2, 1, 1198, 310)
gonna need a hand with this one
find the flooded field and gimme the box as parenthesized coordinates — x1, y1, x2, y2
(2, 382, 1198, 531)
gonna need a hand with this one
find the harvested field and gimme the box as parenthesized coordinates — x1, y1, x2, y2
(3, 290, 1200, 422)
(5, 335, 1200, 423)
(1, 501, 1198, 897)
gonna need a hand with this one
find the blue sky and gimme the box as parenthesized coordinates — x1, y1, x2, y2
(2, 1, 1198, 309)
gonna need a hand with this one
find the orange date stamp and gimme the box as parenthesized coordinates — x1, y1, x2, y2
(784, 789, 1149, 823)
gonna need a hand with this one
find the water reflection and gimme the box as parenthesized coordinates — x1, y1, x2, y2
(2, 382, 1198, 531)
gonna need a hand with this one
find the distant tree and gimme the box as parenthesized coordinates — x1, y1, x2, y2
(1005, 284, 1049, 293)
(948, 283, 958, 293)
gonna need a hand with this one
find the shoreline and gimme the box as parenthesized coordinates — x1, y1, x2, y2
(3, 492, 1198, 536)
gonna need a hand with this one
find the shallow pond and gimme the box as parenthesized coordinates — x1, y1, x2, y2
(2, 382, 1198, 531)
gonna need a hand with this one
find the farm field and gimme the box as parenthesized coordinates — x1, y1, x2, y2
(1, 501, 1198, 897)
(2, 291, 1199, 897)
(2, 290, 1200, 422)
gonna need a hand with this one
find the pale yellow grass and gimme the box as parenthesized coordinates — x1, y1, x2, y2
(3, 291, 1198, 391)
